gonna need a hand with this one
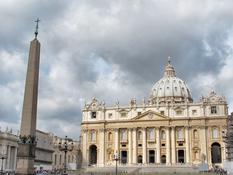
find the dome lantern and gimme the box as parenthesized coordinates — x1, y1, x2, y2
(164, 57, 176, 77)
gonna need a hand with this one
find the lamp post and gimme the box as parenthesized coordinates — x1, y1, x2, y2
(113, 151, 119, 175)
(0, 155, 7, 175)
(59, 136, 74, 175)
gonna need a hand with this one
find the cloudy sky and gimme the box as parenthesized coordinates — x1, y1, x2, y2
(1, 0, 233, 139)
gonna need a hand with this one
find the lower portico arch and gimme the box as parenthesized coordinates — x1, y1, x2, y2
(211, 142, 222, 164)
(161, 155, 166, 164)
(89, 145, 97, 165)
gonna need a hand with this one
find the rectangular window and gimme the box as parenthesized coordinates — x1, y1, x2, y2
(91, 111, 96, 119)
(192, 110, 197, 115)
(211, 106, 217, 114)
(148, 128, 155, 140)
(137, 112, 141, 116)
(212, 128, 219, 139)
(90, 131, 96, 142)
(160, 111, 164, 115)
(108, 113, 112, 118)
(121, 129, 127, 141)
(121, 112, 127, 118)
(177, 128, 184, 140)
(176, 110, 183, 115)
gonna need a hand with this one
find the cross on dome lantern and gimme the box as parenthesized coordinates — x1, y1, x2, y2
(168, 56, 171, 64)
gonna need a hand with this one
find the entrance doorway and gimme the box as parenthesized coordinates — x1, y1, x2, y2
(138, 155, 142, 163)
(121, 151, 127, 164)
(89, 145, 97, 165)
(149, 150, 155, 163)
(178, 150, 185, 163)
(161, 155, 166, 164)
(211, 142, 222, 163)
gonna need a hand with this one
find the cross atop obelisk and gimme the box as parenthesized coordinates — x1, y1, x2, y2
(34, 18, 40, 39)
(16, 19, 41, 175)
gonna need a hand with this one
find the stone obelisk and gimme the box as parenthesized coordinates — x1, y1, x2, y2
(16, 19, 41, 175)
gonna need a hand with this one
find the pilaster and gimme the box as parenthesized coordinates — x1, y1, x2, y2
(98, 128, 105, 167)
(156, 127, 161, 163)
(81, 129, 88, 167)
(185, 126, 190, 163)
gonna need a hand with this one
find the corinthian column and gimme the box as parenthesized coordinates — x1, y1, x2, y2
(114, 129, 119, 154)
(142, 128, 147, 164)
(171, 127, 176, 164)
(81, 129, 88, 167)
(166, 127, 171, 165)
(156, 128, 161, 164)
(128, 129, 132, 164)
(98, 128, 105, 167)
(132, 128, 137, 164)
(185, 126, 190, 164)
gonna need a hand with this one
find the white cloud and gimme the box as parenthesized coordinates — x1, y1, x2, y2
(1, 0, 233, 139)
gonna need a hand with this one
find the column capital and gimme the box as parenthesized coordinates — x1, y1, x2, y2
(82, 129, 88, 133)
(114, 128, 119, 132)
(165, 126, 171, 130)
(106, 128, 115, 132)
(98, 128, 106, 132)
(128, 128, 133, 132)
(142, 127, 147, 131)
(199, 126, 208, 129)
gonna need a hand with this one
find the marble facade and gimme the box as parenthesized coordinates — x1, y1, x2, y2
(81, 61, 228, 168)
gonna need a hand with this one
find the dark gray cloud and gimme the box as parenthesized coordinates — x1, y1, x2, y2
(1, 0, 233, 139)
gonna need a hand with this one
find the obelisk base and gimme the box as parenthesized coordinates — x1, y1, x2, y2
(16, 157, 35, 175)
(16, 144, 36, 175)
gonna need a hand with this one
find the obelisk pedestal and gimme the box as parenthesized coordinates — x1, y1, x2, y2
(16, 29, 41, 175)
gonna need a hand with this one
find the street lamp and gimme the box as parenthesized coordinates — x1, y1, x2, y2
(59, 136, 74, 175)
(0, 155, 7, 175)
(113, 151, 119, 175)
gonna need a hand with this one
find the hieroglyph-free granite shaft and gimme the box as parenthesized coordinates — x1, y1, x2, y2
(16, 38, 40, 175)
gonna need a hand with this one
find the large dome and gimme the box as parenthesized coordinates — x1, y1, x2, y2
(150, 60, 193, 104)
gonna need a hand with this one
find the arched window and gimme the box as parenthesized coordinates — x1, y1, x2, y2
(212, 128, 219, 139)
(148, 128, 155, 140)
(177, 128, 184, 139)
(108, 132, 113, 141)
(161, 130, 166, 140)
(138, 131, 142, 140)
(193, 129, 198, 139)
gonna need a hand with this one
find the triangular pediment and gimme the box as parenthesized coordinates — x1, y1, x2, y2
(131, 110, 169, 121)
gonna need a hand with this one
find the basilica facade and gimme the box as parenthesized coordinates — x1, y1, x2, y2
(81, 61, 228, 167)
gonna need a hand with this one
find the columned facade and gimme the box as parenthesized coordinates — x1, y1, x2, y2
(0, 131, 18, 172)
(81, 61, 228, 168)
